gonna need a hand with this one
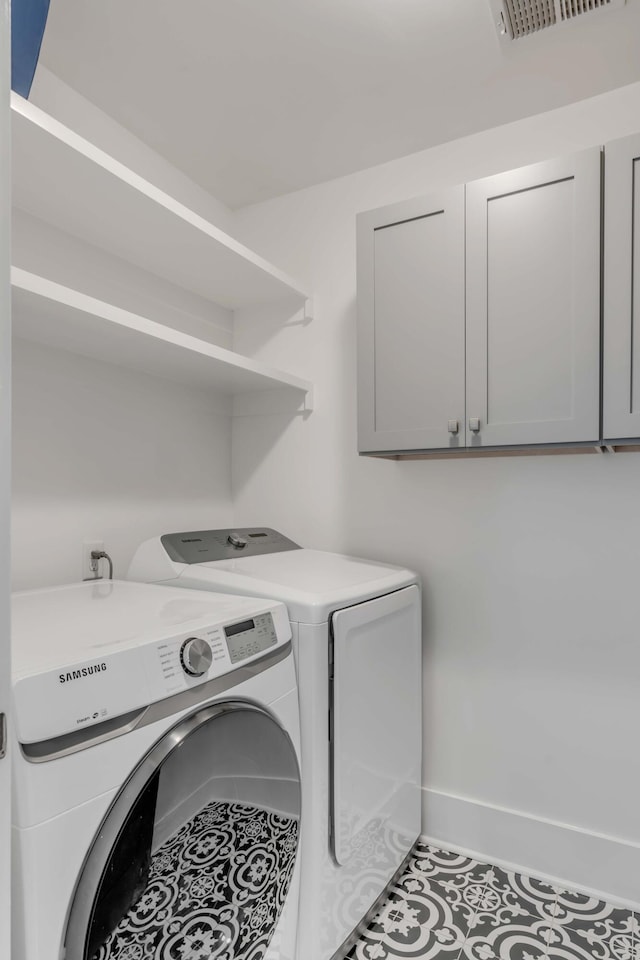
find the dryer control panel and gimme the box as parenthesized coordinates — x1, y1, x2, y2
(161, 527, 300, 563)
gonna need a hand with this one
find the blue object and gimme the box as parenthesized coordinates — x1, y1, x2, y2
(11, 0, 51, 98)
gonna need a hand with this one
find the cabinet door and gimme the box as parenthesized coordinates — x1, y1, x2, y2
(357, 188, 465, 453)
(603, 133, 640, 442)
(466, 150, 601, 448)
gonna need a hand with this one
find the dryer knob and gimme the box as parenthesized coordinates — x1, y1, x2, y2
(180, 637, 213, 677)
(227, 533, 247, 549)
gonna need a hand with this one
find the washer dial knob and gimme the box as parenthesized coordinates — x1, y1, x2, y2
(227, 533, 247, 549)
(180, 637, 213, 677)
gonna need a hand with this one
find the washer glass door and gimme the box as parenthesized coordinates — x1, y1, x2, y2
(64, 701, 300, 960)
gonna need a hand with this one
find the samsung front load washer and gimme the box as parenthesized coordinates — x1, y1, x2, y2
(128, 528, 422, 960)
(12, 579, 301, 960)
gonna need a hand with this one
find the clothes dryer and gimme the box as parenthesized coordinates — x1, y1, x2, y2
(12, 579, 301, 960)
(129, 528, 422, 960)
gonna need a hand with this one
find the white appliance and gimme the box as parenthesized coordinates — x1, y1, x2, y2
(128, 528, 422, 960)
(12, 579, 301, 960)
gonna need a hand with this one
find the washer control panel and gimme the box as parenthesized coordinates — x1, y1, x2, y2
(180, 636, 213, 676)
(223, 612, 278, 664)
(13, 600, 291, 746)
(153, 611, 279, 696)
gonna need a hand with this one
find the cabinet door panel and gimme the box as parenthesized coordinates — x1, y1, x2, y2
(357, 188, 465, 452)
(603, 133, 640, 441)
(466, 151, 601, 447)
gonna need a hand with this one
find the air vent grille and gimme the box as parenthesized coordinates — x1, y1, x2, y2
(559, 0, 614, 19)
(503, 0, 556, 37)
(492, 0, 625, 38)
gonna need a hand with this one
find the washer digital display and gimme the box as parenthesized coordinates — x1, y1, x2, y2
(224, 613, 278, 664)
(225, 618, 255, 638)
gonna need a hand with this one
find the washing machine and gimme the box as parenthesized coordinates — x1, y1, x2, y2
(12, 579, 302, 960)
(128, 528, 422, 960)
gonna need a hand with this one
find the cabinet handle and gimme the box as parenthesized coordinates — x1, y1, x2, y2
(447, 420, 459, 435)
(469, 418, 481, 433)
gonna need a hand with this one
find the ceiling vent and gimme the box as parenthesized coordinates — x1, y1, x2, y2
(490, 0, 626, 39)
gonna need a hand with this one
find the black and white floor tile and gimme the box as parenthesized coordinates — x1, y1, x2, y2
(93, 800, 298, 960)
(348, 840, 640, 960)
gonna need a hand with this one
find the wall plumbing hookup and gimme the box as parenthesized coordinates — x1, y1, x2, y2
(82, 540, 114, 581)
(90, 550, 114, 581)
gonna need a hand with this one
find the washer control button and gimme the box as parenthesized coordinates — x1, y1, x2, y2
(180, 637, 213, 677)
(227, 533, 248, 549)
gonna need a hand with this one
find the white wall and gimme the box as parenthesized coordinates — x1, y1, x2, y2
(12, 338, 233, 590)
(233, 81, 640, 903)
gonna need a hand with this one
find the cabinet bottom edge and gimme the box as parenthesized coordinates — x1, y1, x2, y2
(359, 442, 640, 460)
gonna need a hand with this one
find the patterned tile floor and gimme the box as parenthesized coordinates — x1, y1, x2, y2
(348, 840, 640, 960)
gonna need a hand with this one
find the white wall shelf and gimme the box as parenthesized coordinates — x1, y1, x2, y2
(12, 268, 314, 415)
(11, 94, 313, 313)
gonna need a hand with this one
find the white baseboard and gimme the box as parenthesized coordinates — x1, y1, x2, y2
(421, 786, 640, 909)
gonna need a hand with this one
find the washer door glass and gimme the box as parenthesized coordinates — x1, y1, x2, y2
(64, 701, 300, 960)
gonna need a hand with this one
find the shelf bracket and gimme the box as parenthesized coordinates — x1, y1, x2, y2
(233, 384, 314, 417)
(303, 384, 314, 413)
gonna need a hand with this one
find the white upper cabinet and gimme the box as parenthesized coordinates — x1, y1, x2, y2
(465, 150, 601, 448)
(357, 188, 465, 453)
(603, 132, 640, 443)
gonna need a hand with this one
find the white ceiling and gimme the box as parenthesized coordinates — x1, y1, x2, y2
(38, 0, 640, 208)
